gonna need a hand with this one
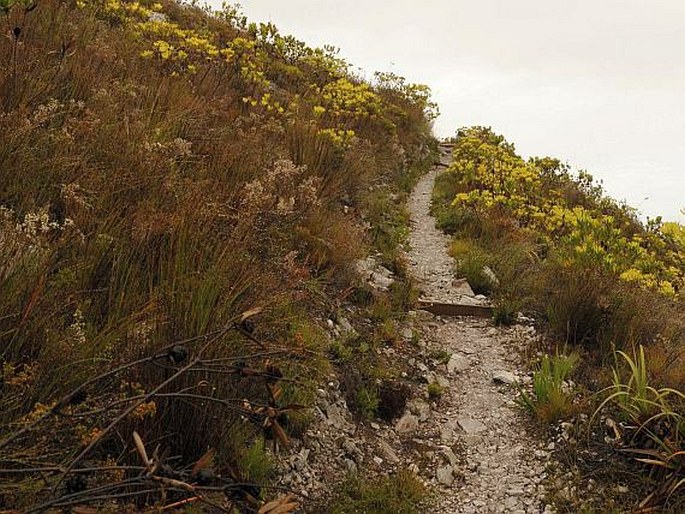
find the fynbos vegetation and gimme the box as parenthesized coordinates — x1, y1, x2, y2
(0, 0, 436, 510)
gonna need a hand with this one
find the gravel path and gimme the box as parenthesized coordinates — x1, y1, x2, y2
(406, 148, 555, 513)
(407, 164, 484, 306)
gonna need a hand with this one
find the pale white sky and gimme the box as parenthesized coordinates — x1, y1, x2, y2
(229, 1, 684, 221)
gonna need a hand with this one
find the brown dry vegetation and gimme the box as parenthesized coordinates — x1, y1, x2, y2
(0, 0, 436, 510)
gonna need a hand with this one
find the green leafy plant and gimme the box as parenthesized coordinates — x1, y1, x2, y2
(428, 349, 452, 365)
(518, 351, 579, 422)
(355, 385, 380, 419)
(592, 345, 685, 509)
(240, 437, 274, 484)
(593, 346, 684, 437)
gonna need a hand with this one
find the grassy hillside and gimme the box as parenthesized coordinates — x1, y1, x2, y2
(0, 0, 436, 510)
(433, 126, 684, 511)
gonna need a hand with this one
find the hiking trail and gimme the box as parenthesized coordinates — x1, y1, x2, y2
(405, 143, 555, 513)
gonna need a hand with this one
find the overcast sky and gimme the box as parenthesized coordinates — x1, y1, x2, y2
(230, 1, 684, 222)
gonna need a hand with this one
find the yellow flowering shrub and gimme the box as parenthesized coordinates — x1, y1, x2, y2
(320, 78, 382, 119)
(445, 127, 684, 297)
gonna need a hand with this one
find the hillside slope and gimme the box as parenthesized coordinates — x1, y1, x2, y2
(0, 0, 436, 510)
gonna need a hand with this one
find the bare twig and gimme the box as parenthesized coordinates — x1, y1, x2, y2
(55, 320, 242, 488)
(0, 329, 226, 450)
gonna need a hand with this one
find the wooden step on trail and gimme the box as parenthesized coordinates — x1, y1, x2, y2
(418, 299, 493, 318)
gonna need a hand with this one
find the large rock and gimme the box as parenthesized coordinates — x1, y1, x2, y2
(451, 277, 475, 296)
(435, 375, 450, 389)
(354, 257, 394, 291)
(447, 354, 470, 374)
(342, 439, 363, 462)
(322, 400, 353, 432)
(336, 316, 357, 337)
(436, 464, 455, 486)
(439, 445, 459, 467)
(378, 440, 400, 464)
(407, 399, 431, 422)
(440, 419, 459, 441)
(492, 370, 518, 386)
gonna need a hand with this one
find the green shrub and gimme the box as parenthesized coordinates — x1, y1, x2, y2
(327, 469, 427, 514)
(536, 263, 614, 347)
(428, 349, 452, 365)
(331, 339, 354, 362)
(432, 172, 472, 234)
(389, 276, 419, 313)
(519, 351, 579, 422)
(493, 296, 522, 326)
(427, 382, 444, 399)
(355, 386, 380, 419)
(457, 251, 496, 295)
(240, 437, 273, 484)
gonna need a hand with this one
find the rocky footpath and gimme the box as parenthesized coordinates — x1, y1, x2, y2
(274, 143, 557, 512)
(405, 144, 556, 513)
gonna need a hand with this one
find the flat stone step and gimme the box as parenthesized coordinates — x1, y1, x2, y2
(418, 300, 493, 318)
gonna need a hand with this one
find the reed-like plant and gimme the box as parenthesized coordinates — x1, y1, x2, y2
(518, 350, 579, 422)
(592, 345, 684, 509)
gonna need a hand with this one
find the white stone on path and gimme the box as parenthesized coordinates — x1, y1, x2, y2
(457, 417, 487, 434)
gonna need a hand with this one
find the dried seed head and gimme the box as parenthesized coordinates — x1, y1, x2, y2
(167, 345, 188, 364)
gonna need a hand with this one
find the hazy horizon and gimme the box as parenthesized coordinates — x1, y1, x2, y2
(231, 1, 683, 222)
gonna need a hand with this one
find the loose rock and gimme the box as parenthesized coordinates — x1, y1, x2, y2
(493, 370, 518, 386)
(395, 413, 420, 434)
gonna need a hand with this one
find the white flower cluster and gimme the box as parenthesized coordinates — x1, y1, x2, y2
(143, 137, 193, 159)
(17, 209, 73, 238)
(31, 98, 63, 126)
(68, 308, 87, 347)
(61, 182, 93, 210)
(240, 159, 321, 216)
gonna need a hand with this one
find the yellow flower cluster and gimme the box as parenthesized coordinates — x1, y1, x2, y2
(317, 128, 356, 148)
(448, 127, 684, 297)
(79, 0, 221, 72)
(75, 0, 436, 140)
(320, 78, 382, 119)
